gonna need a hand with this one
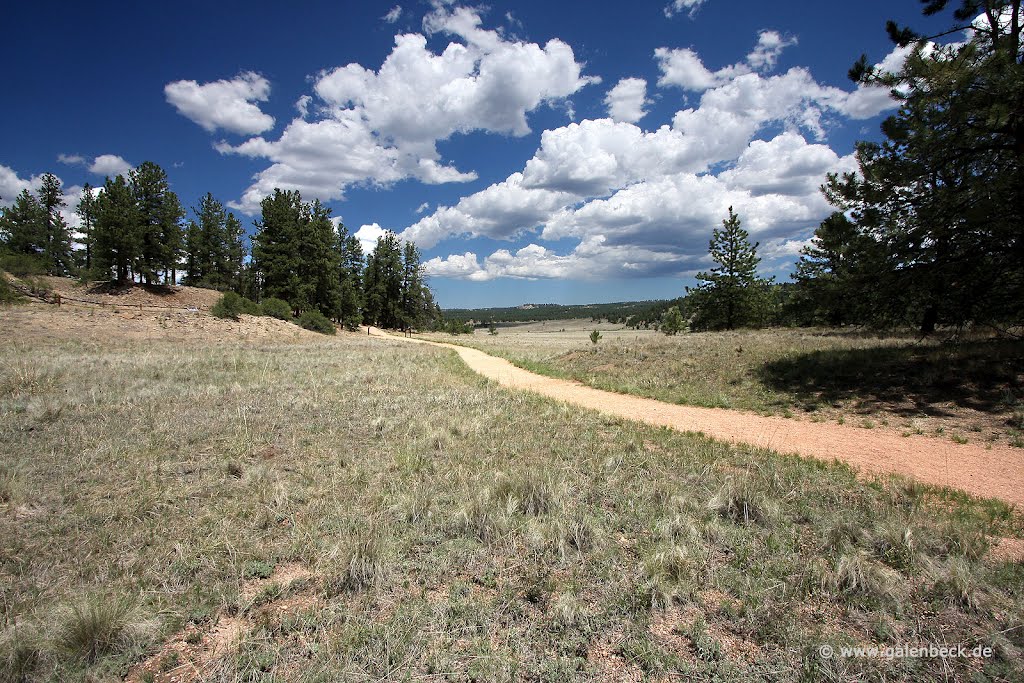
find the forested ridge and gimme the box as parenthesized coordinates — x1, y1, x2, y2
(1, 171, 437, 331)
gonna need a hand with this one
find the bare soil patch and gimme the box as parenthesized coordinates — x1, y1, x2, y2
(33, 276, 223, 310)
(0, 302, 323, 345)
(124, 563, 317, 683)
(990, 537, 1024, 563)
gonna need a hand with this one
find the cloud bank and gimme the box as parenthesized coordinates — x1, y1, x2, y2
(407, 31, 906, 281)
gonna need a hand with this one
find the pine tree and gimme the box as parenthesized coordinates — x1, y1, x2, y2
(162, 191, 185, 284)
(337, 226, 364, 330)
(660, 305, 685, 335)
(688, 207, 766, 330)
(835, 0, 1024, 331)
(93, 175, 140, 284)
(252, 189, 304, 309)
(400, 241, 426, 330)
(305, 200, 342, 318)
(185, 193, 229, 289)
(222, 212, 246, 292)
(363, 232, 404, 328)
(0, 190, 45, 262)
(130, 162, 183, 284)
(790, 212, 879, 326)
(36, 174, 73, 275)
(76, 184, 97, 272)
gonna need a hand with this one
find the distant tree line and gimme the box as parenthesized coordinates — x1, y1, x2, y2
(0, 164, 438, 331)
(442, 300, 659, 325)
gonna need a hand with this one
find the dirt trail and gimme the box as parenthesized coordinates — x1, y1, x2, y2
(368, 328, 1024, 508)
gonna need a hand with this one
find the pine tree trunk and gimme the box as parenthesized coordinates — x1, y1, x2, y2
(921, 304, 938, 335)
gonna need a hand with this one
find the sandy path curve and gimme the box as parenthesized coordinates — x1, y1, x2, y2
(367, 328, 1024, 507)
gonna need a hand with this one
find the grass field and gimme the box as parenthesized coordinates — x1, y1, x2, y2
(424, 324, 1024, 447)
(1, 325, 1023, 681)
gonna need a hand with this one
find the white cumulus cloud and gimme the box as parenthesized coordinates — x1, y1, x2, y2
(745, 30, 798, 71)
(604, 78, 649, 123)
(402, 172, 576, 249)
(215, 5, 598, 214)
(405, 30, 901, 282)
(165, 71, 275, 135)
(0, 164, 36, 205)
(656, 30, 796, 92)
(354, 222, 389, 254)
(425, 239, 692, 281)
(89, 154, 133, 177)
(0, 164, 99, 233)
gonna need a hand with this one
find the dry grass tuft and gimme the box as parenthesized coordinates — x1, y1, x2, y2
(643, 544, 697, 608)
(832, 551, 902, 602)
(492, 471, 559, 516)
(929, 556, 982, 611)
(0, 625, 43, 683)
(54, 594, 148, 664)
(324, 532, 386, 595)
(707, 475, 769, 525)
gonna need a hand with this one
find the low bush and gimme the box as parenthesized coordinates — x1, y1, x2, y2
(0, 275, 24, 305)
(212, 292, 261, 320)
(260, 297, 293, 320)
(0, 253, 47, 277)
(298, 309, 336, 335)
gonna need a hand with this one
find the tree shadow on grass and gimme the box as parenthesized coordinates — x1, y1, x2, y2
(757, 338, 1024, 419)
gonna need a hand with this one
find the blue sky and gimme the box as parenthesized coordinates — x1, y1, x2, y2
(0, 0, 951, 308)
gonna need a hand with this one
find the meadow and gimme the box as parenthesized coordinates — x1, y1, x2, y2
(1, 320, 1023, 682)
(426, 323, 1024, 448)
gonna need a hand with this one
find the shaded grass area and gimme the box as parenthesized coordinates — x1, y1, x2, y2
(0, 334, 1022, 681)
(759, 338, 1024, 417)
(430, 328, 1024, 445)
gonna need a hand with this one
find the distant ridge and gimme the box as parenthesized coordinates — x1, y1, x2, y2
(443, 299, 674, 324)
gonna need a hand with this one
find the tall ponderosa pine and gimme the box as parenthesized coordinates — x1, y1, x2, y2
(363, 232, 404, 328)
(93, 175, 139, 284)
(76, 184, 97, 272)
(790, 212, 881, 326)
(252, 189, 304, 307)
(831, 0, 1024, 332)
(687, 207, 766, 330)
(184, 193, 245, 290)
(251, 190, 343, 318)
(37, 174, 74, 275)
(130, 162, 183, 284)
(223, 212, 246, 292)
(302, 200, 343, 317)
(337, 225, 364, 330)
(0, 190, 44, 261)
(362, 233, 436, 330)
(1, 177, 74, 276)
(400, 241, 435, 330)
